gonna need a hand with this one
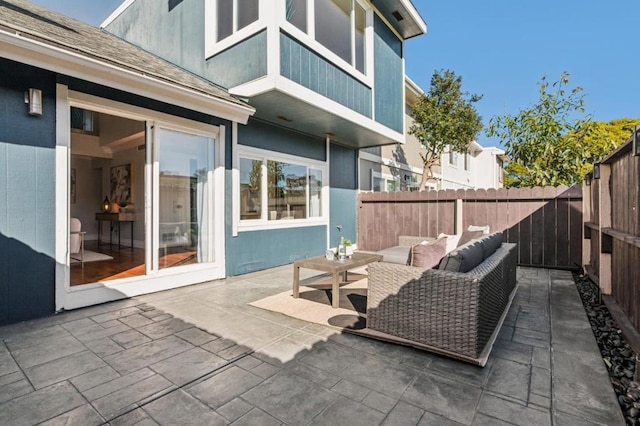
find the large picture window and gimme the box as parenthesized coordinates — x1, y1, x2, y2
(238, 150, 326, 226)
(216, 0, 259, 42)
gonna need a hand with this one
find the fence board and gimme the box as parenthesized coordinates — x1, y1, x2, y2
(358, 185, 582, 269)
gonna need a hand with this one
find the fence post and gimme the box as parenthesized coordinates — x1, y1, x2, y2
(598, 163, 612, 295)
(455, 199, 463, 234)
(582, 178, 591, 272)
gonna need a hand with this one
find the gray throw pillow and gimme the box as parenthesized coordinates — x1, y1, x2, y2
(438, 240, 485, 273)
(481, 232, 503, 259)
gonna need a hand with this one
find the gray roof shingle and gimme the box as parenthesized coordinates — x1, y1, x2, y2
(0, 0, 251, 110)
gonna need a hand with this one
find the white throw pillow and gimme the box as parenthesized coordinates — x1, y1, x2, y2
(437, 233, 462, 253)
(467, 225, 490, 235)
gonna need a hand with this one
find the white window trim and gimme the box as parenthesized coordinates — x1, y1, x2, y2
(205, 0, 267, 59)
(235, 145, 329, 232)
(279, 0, 374, 88)
(371, 170, 398, 192)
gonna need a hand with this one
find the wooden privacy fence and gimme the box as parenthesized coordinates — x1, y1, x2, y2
(358, 185, 583, 270)
(584, 136, 640, 335)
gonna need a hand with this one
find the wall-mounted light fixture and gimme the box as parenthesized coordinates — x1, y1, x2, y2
(24, 88, 42, 116)
(585, 172, 592, 186)
(593, 162, 601, 180)
(633, 125, 640, 156)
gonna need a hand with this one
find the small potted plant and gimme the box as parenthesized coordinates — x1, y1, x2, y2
(344, 239, 353, 257)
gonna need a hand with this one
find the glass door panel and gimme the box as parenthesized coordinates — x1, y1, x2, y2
(156, 128, 214, 269)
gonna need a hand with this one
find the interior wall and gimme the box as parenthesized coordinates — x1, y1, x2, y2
(70, 155, 101, 240)
(97, 146, 146, 246)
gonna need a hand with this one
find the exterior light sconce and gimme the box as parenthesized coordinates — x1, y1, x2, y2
(24, 88, 43, 116)
(585, 173, 592, 186)
(593, 162, 601, 180)
(633, 125, 640, 157)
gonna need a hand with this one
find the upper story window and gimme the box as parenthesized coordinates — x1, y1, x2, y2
(464, 151, 471, 171)
(448, 147, 458, 166)
(286, 0, 367, 74)
(216, 0, 259, 42)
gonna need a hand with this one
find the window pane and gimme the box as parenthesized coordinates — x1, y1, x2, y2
(240, 158, 262, 220)
(286, 0, 307, 32)
(238, 0, 259, 30)
(315, 0, 351, 64)
(268, 161, 307, 220)
(217, 0, 233, 41)
(372, 177, 383, 192)
(158, 129, 214, 269)
(309, 168, 322, 217)
(355, 2, 365, 73)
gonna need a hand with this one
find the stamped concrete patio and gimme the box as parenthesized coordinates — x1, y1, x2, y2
(0, 267, 624, 425)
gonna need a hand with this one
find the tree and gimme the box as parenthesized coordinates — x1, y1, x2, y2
(486, 72, 591, 187)
(564, 117, 640, 177)
(409, 69, 483, 190)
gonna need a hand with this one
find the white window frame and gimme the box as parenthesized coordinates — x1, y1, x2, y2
(448, 146, 458, 167)
(205, 0, 267, 58)
(279, 0, 374, 87)
(464, 150, 471, 172)
(371, 170, 398, 192)
(235, 145, 328, 232)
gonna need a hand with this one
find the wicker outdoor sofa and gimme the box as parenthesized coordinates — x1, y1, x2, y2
(365, 233, 517, 366)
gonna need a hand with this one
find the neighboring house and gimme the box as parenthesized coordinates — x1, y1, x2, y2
(103, 1, 426, 274)
(360, 76, 507, 192)
(440, 143, 508, 190)
(0, 0, 426, 324)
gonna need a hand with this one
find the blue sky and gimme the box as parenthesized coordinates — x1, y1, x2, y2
(29, 0, 640, 148)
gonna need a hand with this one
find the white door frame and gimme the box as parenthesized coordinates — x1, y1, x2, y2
(55, 86, 226, 311)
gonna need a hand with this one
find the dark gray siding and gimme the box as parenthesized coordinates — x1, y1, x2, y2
(280, 32, 372, 118)
(373, 14, 403, 133)
(329, 143, 358, 246)
(0, 59, 57, 325)
(105, 0, 267, 89)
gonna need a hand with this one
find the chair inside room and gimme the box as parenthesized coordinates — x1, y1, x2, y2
(70, 217, 85, 267)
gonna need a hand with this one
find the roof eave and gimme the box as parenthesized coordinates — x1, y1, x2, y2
(0, 29, 255, 124)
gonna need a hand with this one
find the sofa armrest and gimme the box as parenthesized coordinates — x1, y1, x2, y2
(367, 263, 482, 357)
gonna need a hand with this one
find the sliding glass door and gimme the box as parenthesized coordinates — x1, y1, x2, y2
(155, 127, 215, 270)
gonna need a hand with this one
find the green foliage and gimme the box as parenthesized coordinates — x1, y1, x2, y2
(564, 118, 640, 177)
(487, 72, 590, 187)
(409, 69, 483, 190)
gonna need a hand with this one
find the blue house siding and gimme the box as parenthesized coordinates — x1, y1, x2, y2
(225, 227, 326, 275)
(106, 0, 267, 90)
(105, 0, 207, 79)
(205, 31, 268, 89)
(329, 143, 357, 247)
(373, 15, 403, 133)
(0, 60, 57, 325)
(280, 32, 372, 118)
(238, 119, 326, 161)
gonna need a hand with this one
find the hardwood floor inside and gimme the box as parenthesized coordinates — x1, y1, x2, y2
(71, 240, 196, 286)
